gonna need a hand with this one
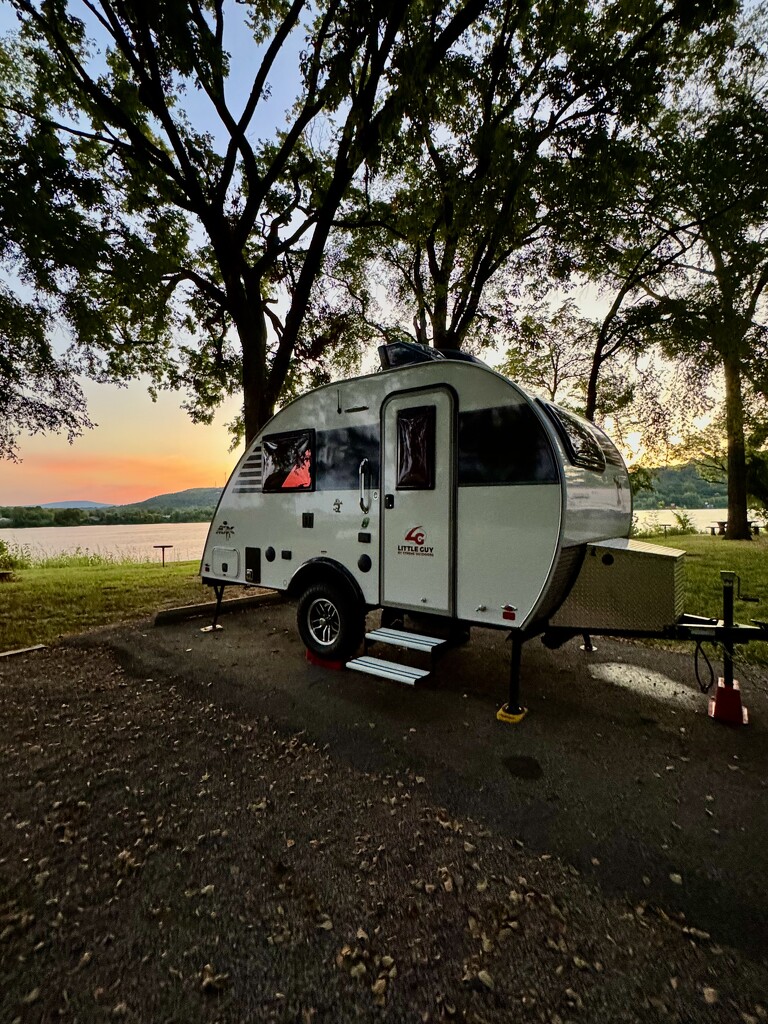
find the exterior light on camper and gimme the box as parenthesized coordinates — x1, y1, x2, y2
(502, 604, 517, 621)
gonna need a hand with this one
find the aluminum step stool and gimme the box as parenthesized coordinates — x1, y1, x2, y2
(346, 627, 448, 685)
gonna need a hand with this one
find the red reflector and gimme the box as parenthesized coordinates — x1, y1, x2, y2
(502, 609, 516, 621)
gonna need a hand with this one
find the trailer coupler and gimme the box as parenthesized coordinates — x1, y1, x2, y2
(533, 572, 768, 727)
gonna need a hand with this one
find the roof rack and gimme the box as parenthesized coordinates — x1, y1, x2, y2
(378, 340, 488, 369)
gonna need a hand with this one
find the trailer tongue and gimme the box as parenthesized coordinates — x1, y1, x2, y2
(522, 568, 766, 727)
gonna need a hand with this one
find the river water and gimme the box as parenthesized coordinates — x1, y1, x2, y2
(1, 509, 758, 562)
(0, 521, 211, 562)
(634, 508, 765, 532)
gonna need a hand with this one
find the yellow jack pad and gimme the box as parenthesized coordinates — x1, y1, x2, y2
(496, 703, 528, 724)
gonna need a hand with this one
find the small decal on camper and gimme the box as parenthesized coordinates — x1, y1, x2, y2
(216, 521, 235, 539)
(333, 499, 343, 513)
(398, 526, 434, 557)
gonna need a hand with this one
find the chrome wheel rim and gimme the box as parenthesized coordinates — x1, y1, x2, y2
(307, 598, 341, 647)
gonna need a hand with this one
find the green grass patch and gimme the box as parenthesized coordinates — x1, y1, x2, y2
(653, 533, 768, 665)
(3, 534, 766, 665)
(0, 561, 213, 651)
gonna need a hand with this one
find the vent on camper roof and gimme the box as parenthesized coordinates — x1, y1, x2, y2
(233, 446, 263, 493)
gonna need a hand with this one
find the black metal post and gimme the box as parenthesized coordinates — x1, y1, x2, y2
(721, 571, 735, 688)
(507, 633, 524, 715)
(581, 632, 596, 652)
(211, 583, 225, 630)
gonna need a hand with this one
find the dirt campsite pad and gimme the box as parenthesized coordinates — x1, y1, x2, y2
(2, 598, 768, 1022)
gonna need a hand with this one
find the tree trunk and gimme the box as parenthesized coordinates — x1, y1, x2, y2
(723, 347, 751, 540)
(429, 234, 456, 352)
(584, 349, 601, 422)
(432, 277, 449, 351)
(236, 302, 271, 446)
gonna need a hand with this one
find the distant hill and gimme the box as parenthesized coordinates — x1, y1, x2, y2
(124, 487, 223, 510)
(41, 500, 113, 509)
(1, 487, 223, 529)
(633, 462, 728, 509)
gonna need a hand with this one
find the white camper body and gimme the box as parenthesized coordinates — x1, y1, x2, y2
(202, 350, 637, 662)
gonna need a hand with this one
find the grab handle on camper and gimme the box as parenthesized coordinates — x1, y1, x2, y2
(359, 458, 371, 513)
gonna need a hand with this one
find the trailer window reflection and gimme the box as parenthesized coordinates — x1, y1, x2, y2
(397, 405, 435, 490)
(262, 430, 315, 492)
(540, 402, 606, 473)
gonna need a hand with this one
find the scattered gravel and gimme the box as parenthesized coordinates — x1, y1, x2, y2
(2, 644, 767, 1022)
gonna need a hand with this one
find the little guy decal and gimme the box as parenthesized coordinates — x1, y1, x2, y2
(398, 526, 434, 556)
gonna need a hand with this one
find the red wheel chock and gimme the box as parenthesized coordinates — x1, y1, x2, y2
(305, 649, 345, 671)
(708, 678, 749, 726)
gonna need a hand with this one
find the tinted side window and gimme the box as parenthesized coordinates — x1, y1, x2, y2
(316, 426, 380, 489)
(397, 405, 436, 490)
(458, 405, 558, 485)
(262, 430, 315, 492)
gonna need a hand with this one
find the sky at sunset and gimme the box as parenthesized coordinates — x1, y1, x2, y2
(0, 380, 242, 506)
(0, 5, 304, 508)
(0, 10, 649, 510)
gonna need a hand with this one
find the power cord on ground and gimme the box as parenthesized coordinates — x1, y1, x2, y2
(693, 640, 768, 697)
(694, 640, 715, 693)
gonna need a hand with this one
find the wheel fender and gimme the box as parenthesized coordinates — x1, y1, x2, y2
(287, 558, 365, 607)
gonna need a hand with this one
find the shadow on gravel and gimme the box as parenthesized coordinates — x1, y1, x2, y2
(103, 599, 768, 962)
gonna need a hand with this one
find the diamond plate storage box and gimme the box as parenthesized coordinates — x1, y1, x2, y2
(550, 538, 686, 633)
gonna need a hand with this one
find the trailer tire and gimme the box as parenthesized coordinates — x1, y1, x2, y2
(297, 581, 364, 660)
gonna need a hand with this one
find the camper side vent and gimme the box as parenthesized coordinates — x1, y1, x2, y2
(233, 446, 263, 493)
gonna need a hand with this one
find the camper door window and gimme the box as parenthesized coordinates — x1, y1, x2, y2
(262, 430, 315, 492)
(396, 405, 436, 490)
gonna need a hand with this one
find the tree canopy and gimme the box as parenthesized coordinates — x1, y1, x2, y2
(568, 4, 768, 537)
(336, 0, 737, 354)
(0, 0, 491, 449)
(0, 0, 742, 458)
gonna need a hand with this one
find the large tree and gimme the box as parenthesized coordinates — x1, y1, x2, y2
(335, 0, 736, 354)
(574, 4, 768, 538)
(0, 0, 489, 450)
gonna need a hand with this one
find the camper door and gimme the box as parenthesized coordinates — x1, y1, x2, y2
(381, 389, 454, 615)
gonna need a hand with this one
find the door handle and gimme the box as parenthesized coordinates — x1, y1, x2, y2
(384, 494, 395, 509)
(359, 459, 371, 513)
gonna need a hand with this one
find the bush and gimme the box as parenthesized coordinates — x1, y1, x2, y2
(631, 511, 697, 538)
(632, 512, 660, 538)
(0, 539, 31, 570)
(669, 511, 697, 535)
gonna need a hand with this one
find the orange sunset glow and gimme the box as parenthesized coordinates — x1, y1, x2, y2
(0, 380, 241, 506)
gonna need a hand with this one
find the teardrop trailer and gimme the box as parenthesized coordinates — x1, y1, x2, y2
(201, 342, 768, 724)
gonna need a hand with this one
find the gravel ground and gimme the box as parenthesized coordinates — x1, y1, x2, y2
(2, 637, 768, 1024)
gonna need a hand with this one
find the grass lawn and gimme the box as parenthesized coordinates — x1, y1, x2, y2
(0, 561, 213, 651)
(1, 534, 767, 663)
(651, 532, 768, 664)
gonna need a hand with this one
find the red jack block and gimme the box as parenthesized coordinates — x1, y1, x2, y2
(305, 649, 345, 671)
(708, 678, 749, 726)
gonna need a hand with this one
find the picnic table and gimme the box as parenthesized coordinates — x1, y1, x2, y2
(708, 521, 761, 536)
(153, 544, 174, 566)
